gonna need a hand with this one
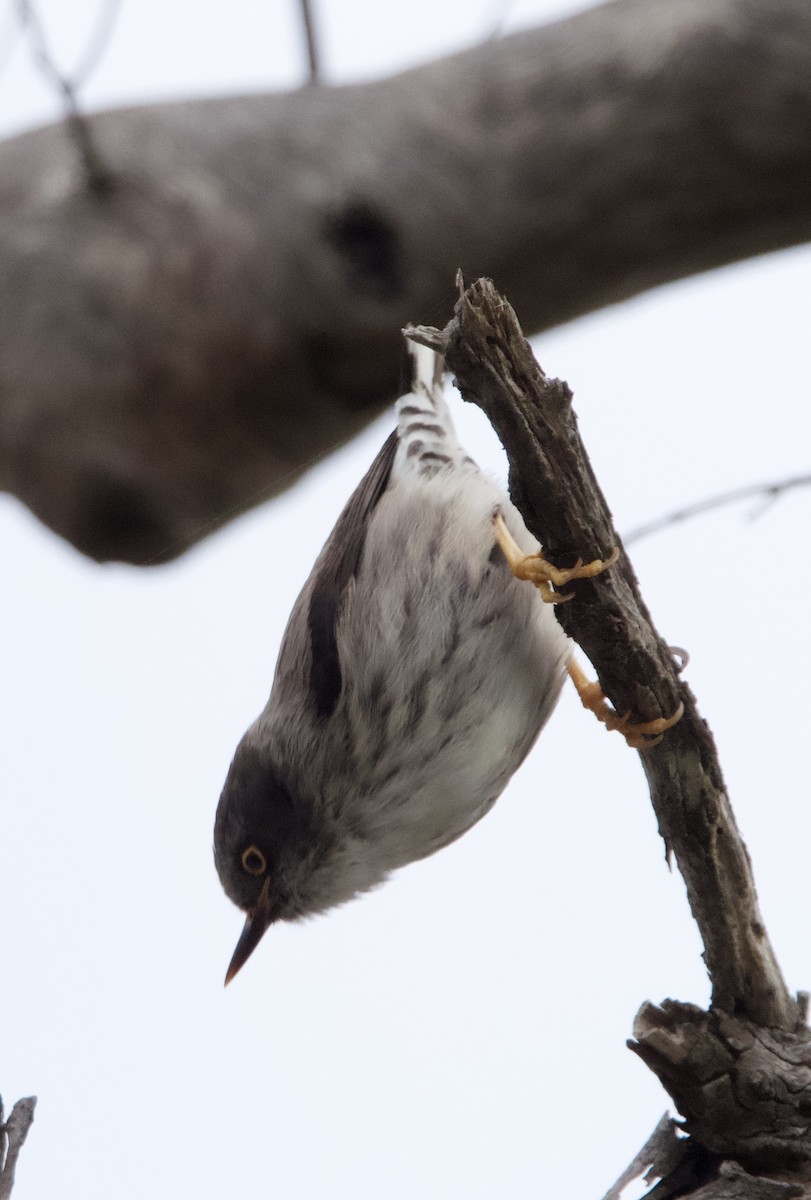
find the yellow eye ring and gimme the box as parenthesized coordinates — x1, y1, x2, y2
(241, 846, 267, 876)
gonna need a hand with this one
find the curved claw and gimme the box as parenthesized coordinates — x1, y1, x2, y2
(567, 659, 684, 749)
(615, 702, 685, 749)
(492, 514, 619, 604)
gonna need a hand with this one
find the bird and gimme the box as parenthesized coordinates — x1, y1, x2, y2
(213, 338, 675, 984)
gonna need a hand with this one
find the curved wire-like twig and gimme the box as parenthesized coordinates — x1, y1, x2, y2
(624, 473, 811, 546)
(71, 0, 125, 89)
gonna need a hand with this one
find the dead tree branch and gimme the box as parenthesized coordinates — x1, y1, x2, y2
(0, 1096, 36, 1200)
(413, 280, 798, 1027)
(1, 0, 810, 564)
(599, 1113, 742, 1200)
(408, 278, 811, 1194)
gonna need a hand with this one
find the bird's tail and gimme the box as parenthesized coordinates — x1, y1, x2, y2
(395, 335, 470, 476)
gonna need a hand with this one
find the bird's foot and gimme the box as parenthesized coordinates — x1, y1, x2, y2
(493, 513, 619, 604)
(567, 658, 684, 749)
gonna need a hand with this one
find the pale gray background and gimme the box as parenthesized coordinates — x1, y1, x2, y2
(1, 2, 810, 1197)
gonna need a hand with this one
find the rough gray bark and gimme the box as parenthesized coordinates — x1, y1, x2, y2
(408, 278, 811, 1197)
(1, 0, 810, 563)
(413, 280, 797, 1029)
(0, 1096, 36, 1200)
(633, 1002, 811, 1171)
(601, 1114, 719, 1200)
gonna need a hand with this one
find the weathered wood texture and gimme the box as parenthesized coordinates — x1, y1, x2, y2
(409, 278, 811, 1195)
(415, 278, 799, 1030)
(633, 1001, 811, 1172)
(1, 0, 810, 562)
(0, 1096, 36, 1200)
(600, 1114, 809, 1200)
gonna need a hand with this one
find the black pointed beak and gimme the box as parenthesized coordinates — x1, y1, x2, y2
(224, 877, 276, 986)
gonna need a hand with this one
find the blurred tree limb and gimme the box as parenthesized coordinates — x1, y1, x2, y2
(1, 0, 810, 564)
(409, 277, 811, 1197)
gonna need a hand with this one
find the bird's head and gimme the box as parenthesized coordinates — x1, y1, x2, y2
(214, 733, 381, 984)
(213, 737, 314, 984)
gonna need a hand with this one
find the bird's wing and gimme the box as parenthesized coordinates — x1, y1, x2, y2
(307, 430, 398, 718)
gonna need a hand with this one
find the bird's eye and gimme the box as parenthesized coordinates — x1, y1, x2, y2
(241, 846, 267, 876)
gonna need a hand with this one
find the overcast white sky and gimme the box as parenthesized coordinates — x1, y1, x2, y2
(2, 3, 810, 1198)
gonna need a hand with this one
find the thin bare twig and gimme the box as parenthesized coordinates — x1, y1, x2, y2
(297, 0, 320, 86)
(72, 0, 124, 89)
(624, 473, 811, 546)
(15, 0, 116, 193)
(0, 1096, 36, 1200)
